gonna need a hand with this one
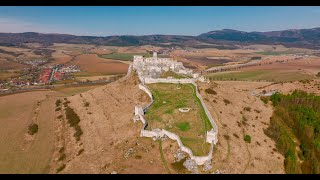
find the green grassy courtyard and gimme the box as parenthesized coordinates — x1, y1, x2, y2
(145, 83, 212, 156)
(160, 71, 191, 79)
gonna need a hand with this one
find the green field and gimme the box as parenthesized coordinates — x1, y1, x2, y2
(99, 53, 169, 61)
(98, 53, 150, 61)
(161, 71, 190, 79)
(205, 70, 315, 83)
(255, 50, 305, 56)
(145, 83, 212, 156)
(255, 51, 290, 56)
(73, 71, 116, 77)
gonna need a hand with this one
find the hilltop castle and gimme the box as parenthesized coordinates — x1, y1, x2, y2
(132, 51, 202, 83)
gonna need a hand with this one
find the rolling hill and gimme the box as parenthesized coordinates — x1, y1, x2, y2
(1, 27, 320, 49)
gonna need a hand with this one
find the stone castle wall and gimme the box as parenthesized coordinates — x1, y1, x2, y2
(139, 79, 218, 144)
(140, 128, 214, 165)
(129, 55, 218, 166)
(136, 83, 218, 165)
(191, 82, 218, 144)
(126, 63, 133, 77)
(143, 77, 195, 84)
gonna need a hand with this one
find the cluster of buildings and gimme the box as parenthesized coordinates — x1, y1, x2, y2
(58, 65, 80, 73)
(1, 64, 81, 91)
(24, 59, 48, 66)
(0, 79, 35, 90)
(38, 65, 80, 84)
(133, 51, 200, 82)
(38, 68, 53, 83)
(0, 64, 81, 92)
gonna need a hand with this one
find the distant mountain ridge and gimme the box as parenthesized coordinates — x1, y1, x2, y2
(0, 27, 320, 49)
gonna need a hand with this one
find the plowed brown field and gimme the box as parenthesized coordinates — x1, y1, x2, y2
(69, 54, 129, 74)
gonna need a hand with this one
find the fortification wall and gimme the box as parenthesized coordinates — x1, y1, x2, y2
(138, 84, 154, 112)
(144, 77, 195, 84)
(138, 84, 152, 98)
(126, 63, 133, 77)
(140, 129, 159, 138)
(191, 82, 219, 144)
(132, 65, 219, 165)
(139, 128, 214, 165)
(138, 114, 146, 125)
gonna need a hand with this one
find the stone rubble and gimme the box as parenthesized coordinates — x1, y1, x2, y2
(183, 158, 198, 174)
(174, 149, 186, 162)
(160, 134, 168, 141)
(124, 148, 135, 159)
(203, 160, 213, 172)
(212, 169, 222, 174)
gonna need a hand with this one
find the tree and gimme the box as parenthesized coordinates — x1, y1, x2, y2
(244, 135, 251, 143)
(28, 123, 38, 135)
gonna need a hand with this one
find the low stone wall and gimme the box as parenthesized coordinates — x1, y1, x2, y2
(141, 129, 159, 138)
(191, 82, 218, 144)
(138, 84, 152, 98)
(140, 128, 214, 165)
(126, 63, 133, 77)
(162, 129, 214, 165)
(138, 84, 154, 112)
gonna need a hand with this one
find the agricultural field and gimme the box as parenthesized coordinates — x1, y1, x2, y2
(98, 53, 150, 61)
(0, 59, 28, 71)
(255, 51, 293, 56)
(75, 75, 118, 82)
(45, 50, 73, 65)
(205, 70, 315, 83)
(255, 48, 311, 56)
(49, 43, 94, 54)
(68, 54, 129, 74)
(0, 70, 21, 81)
(71, 70, 125, 83)
(99, 52, 168, 61)
(145, 83, 212, 156)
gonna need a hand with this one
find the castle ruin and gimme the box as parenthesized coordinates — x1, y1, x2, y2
(130, 51, 218, 167)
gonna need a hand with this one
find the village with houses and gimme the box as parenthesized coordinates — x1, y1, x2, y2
(0, 64, 80, 92)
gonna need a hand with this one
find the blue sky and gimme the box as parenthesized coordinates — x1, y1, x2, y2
(0, 6, 320, 36)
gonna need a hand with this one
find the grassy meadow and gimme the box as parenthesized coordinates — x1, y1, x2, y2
(145, 83, 212, 156)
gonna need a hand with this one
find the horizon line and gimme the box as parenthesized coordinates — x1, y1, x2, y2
(0, 26, 319, 37)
